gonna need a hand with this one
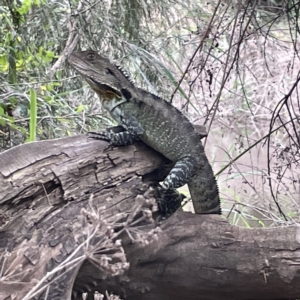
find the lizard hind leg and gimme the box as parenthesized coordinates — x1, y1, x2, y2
(156, 156, 196, 216)
(161, 156, 196, 190)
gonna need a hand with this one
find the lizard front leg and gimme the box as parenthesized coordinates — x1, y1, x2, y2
(88, 130, 140, 146)
(88, 115, 143, 146)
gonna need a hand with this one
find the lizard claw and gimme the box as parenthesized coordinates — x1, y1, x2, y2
(155, 185, 185, 217)
(88, 131, 111, 142)
(87, 131, 114, 151)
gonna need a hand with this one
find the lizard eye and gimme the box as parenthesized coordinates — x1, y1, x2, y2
(105, 68, 114, 76)
(87, 52, 96, 60)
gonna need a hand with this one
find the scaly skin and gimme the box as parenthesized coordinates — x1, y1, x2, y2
(68, 50, 221, 215)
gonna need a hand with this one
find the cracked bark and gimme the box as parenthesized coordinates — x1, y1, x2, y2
(0, 135, 300, 300)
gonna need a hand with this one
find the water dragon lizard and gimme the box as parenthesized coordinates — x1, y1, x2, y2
(68, 50, 221, 216)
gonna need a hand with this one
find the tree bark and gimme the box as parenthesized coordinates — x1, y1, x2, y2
(0, 135, 299, 300)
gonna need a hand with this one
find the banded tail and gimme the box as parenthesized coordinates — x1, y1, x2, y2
(188, 163, 221, 214)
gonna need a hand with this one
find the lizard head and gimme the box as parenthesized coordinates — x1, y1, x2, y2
(68, 50, 133, 100)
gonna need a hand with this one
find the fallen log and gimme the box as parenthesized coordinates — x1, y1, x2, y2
(0, 135, 299, 300)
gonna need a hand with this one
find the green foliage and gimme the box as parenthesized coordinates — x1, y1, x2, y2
(16, 0, 42, 15)
(28, 88, 37, 142)
(0, 106, 7, 126)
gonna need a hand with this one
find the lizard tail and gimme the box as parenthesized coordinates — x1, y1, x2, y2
(187, 163, 221, 214)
